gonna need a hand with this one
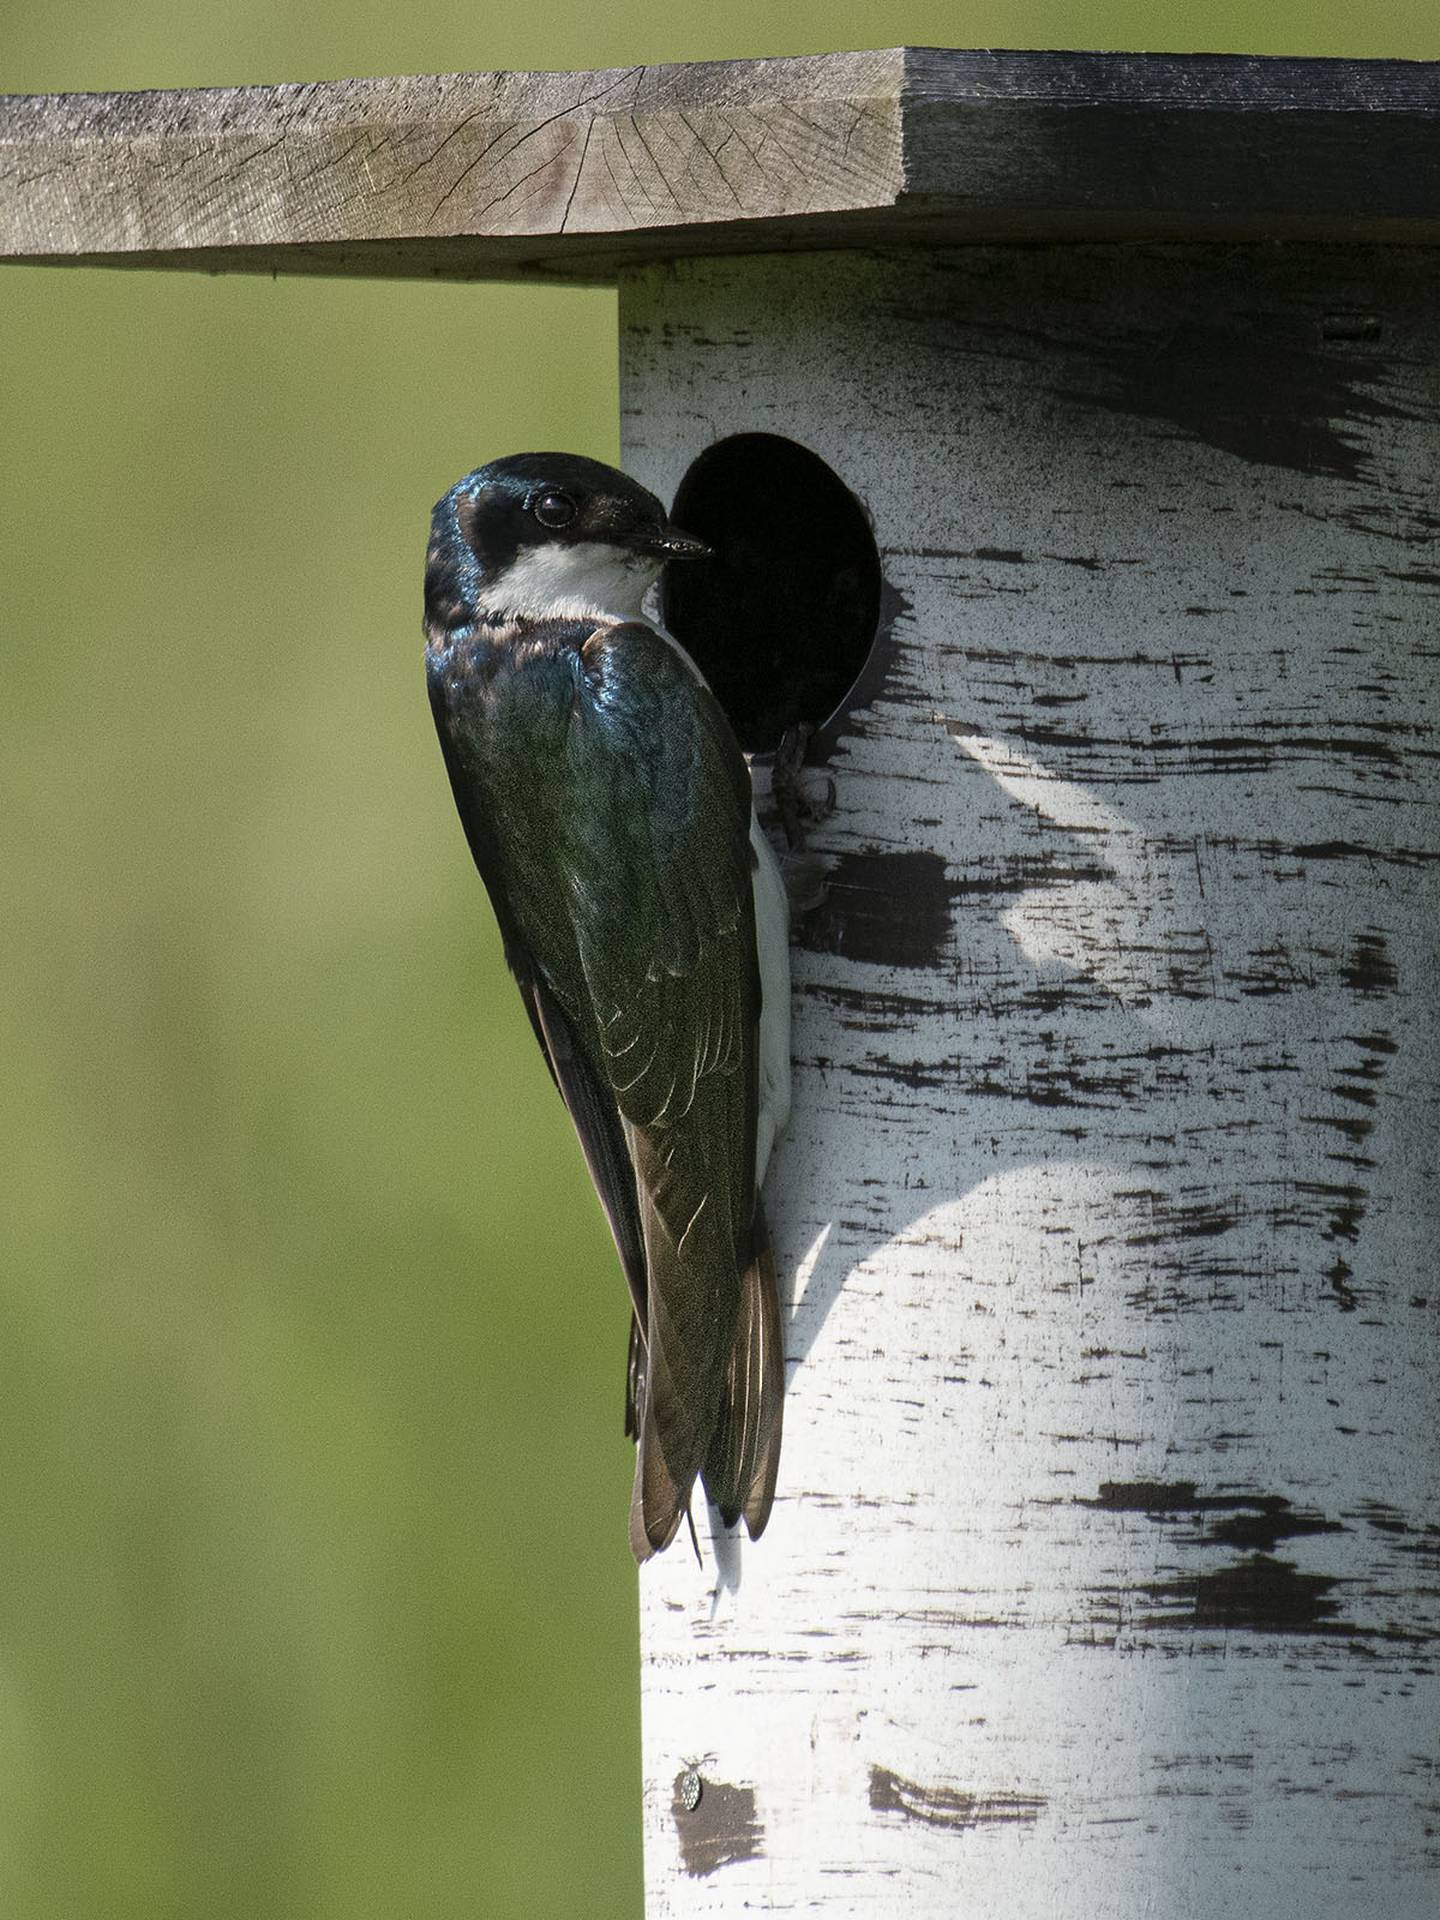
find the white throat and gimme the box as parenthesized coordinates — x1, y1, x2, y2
(483, 540, 660, 623)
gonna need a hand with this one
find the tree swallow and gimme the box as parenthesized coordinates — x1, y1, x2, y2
(424, 453, 790, 1560)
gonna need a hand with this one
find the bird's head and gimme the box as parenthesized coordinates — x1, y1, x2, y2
(424, 452, 709, 642)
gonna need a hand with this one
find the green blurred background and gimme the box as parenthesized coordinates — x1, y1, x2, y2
(1, 4, 1435, 1917)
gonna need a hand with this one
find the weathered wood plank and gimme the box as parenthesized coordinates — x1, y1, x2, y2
(621, 242, 1440, 1917)
(0, 54, 905, 281)
(1, 50, 1436, 284)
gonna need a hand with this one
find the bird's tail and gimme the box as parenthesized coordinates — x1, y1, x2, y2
(627, 1368, 685, 1562)
(626, 1204, 784, 1564)
(701, 1203, 785, 1541)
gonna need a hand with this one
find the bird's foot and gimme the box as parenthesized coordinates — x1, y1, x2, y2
(749, 726, 835, 914)
(770, 723, 837, 851)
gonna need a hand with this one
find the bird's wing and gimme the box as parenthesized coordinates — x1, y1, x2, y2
(427, 656, 649, 1326)
(526, 975, 650, 1331)
(562, 623, 774, 1556)
(564, 625, 759, 1141)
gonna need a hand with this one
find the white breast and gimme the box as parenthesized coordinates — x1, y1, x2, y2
(747, 814, 793, 1185)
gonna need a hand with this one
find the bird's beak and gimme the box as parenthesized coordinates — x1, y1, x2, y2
(640, 523, 712, 561)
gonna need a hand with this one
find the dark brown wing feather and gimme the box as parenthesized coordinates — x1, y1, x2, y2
(703, 1203, 784, 1535)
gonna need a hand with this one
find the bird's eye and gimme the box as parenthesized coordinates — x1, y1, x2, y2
(530, 489, 577, 529)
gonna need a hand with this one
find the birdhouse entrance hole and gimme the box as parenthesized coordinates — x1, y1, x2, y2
(660, 432, 882, 755)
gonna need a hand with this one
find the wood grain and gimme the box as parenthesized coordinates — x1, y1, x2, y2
(621, 242, 1439, 1917)
(1, 51, 1436, 283)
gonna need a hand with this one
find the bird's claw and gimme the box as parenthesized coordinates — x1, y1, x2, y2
(771, 723, 837, 852)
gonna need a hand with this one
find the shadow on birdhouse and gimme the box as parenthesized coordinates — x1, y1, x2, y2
(661, 433, 882, 755)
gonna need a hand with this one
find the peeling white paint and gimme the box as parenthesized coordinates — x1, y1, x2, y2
(622, 246, 1439, 1919)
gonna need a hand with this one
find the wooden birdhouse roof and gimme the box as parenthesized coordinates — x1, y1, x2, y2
(2, 48, 1437, 284)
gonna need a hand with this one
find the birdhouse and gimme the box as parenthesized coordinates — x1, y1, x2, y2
(5, 48, 1437, 1916)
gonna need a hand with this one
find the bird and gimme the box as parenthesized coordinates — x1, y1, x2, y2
(423, 452, 790, 1561)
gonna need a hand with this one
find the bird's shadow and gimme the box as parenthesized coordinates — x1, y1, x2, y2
(700, 666, 1190, 1596)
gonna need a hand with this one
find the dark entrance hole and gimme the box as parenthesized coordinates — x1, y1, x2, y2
(661, 433, 882, 755)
